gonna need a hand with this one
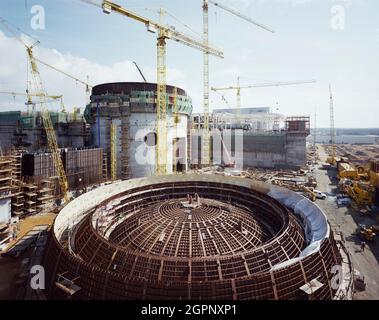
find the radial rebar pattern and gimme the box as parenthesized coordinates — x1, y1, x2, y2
(43, 177, 342, 300)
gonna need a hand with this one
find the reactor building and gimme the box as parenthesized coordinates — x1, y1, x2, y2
(84, 82, 193, 179)
(42, 174, 348, 300)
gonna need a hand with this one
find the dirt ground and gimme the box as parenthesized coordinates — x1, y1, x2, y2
(4, 213, 56, 252)
(314, 145, 379, 300)
(0, 212, 56, 300)
(332, 144, 379, 164)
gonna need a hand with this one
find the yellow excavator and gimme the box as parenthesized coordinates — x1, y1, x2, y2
(346, 182, 374, 207)
(302, 186, 316, 202)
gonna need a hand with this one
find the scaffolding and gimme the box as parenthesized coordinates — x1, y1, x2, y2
(0, 157, 12, 201)
(121, 115, 130, 180)
(23, 184, 38, 215)
(37, 179, 54, 211)
(285, 116, 310, 134)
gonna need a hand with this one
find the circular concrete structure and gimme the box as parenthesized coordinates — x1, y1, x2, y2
(84, 82, 192, 179)
(43, 174, 342, 300)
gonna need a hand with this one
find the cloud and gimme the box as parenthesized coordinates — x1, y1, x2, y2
(0, 31, 188, 113)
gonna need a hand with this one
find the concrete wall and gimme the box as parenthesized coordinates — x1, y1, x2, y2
(191, 131, 307, 169)
(0, 118, 87, 152)
(286, 133, 307, 168)
(0, 198, 11, 225)
(91, 113, 189, 179)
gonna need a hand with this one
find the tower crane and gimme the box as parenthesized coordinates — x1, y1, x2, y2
(211, 79, 317, 120)
(81, 0, 224, 175)
(33, 57, 93, 102)
(1, 17, 93, 101)
(202, 0, 274, 166)
(0, 19, 71, 202)
(0, 91, 62, 101)
(327, 84, 337, 166)
(0, 91, 65, 113)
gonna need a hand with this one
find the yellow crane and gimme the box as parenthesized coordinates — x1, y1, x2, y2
(0, 19, 70, 202)
(28, 48, 71, 202)
(33, 57, 93, 102)
(82, 0, 224, 175)
(326, 84, 337, 166)
(202, 0, 274, 166)
(172, 86, 178, 174)
(211, 79, 317, 120)
(0, 91, 65, 112)
(0, 91, 62, 101)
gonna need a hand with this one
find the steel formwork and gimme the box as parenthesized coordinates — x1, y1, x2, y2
(43, 175, 342, 300)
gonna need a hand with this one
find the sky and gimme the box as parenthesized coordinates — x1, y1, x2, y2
(0, 0, 378, 128)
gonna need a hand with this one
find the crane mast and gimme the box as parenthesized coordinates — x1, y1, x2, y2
(202, 0, 211, 166)
(156, 8, 168, 174)
(329, 84, 336, 159)
(202, 0, 274, 166)
(314, 109, 317, 147)
(26, 47, 70, 202)
(236, 77, 241, 122)
(173, 86, 178, 174)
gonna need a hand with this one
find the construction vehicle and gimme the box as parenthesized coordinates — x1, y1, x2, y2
(346, 182, 374, 207)
(306, 176, 317, 188)
(0, 18, 71, 202)
(356, 225, 376, 242)
(302, 186, 317, 202)
(83, 0, 224, 175)
(211, 80, 316, 122)
(337, 162, 367, 180)
(202, 0, 274, 166)
(313, 190, 327, 200)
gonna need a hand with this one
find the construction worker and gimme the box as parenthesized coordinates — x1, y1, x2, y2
(360, 241, 366, 252)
